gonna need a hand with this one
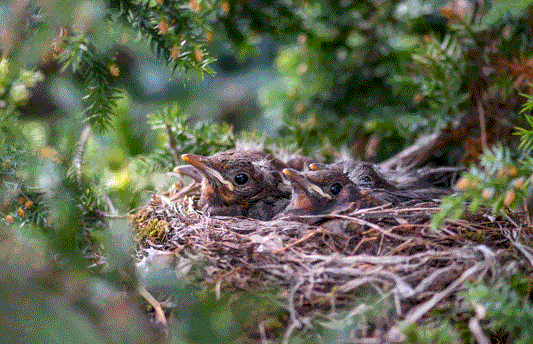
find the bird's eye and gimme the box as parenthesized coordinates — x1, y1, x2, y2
(234, 173, 249, 185)
(330, 183, 342, 195)
(361, 176, 373, 185)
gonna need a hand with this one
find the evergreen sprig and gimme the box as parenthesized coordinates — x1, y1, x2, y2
(59, 35, 122, 131)
(398, 34, 467, 117)
(107, 0, 216, 79)
(0, 145, 50, 231)
(516, 93, 533, 154)
(433, 144, 532, 228)
(135, 105, 235, 173)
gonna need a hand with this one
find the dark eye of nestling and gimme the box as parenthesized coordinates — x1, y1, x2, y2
(234, 173, 249, 185)
(361, 176, 373, 185)
(330, 183, 342, 195)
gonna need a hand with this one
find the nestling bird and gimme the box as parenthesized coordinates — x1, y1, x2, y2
(181, 150, 291, 220)
(274, 168, 386, 218)
(175, 151, 319, 181)
(309, 160, 455, 201)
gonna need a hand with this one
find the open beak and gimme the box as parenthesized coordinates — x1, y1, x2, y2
(181, 154, 234, 191)
(283, 168, 332, 199)
(173, 165, 203, 182)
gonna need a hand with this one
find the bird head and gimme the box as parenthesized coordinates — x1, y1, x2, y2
(181, 150, 289, 211)
(281, 168, 381, 216)
(282, 168, 332, 215)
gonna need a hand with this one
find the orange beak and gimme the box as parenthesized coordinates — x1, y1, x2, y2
(283, 168, 332, 199)
(309, 163, 327, 171)
(181, 154, 234, 191)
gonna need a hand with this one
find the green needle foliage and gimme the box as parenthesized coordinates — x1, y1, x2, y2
(59, 35, 123, 131)
(136, 105, 235, 173)
(465, 276, 533, 344)
(107, 0, 217, 77)
(516, 97, 533, 154)
(433, 144, 532, 228)
(433, 107, 533, 228)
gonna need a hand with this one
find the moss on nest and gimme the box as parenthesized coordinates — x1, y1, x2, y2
(135, 218, 170, 242)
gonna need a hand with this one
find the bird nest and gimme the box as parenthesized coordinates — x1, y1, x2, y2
(132, 179, 533, 342)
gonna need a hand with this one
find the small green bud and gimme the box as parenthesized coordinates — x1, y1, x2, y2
(10, 82, 30, 106)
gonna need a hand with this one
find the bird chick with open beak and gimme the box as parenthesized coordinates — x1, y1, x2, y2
(181, 150, 291, 220)
(274, 168, 385, 218)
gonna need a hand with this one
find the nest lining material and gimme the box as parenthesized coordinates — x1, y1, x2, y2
(133, 179, 533, 341)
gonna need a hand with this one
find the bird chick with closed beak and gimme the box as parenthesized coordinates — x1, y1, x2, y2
(309, 161, 453, 201)
(275, 168, 385, 218)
